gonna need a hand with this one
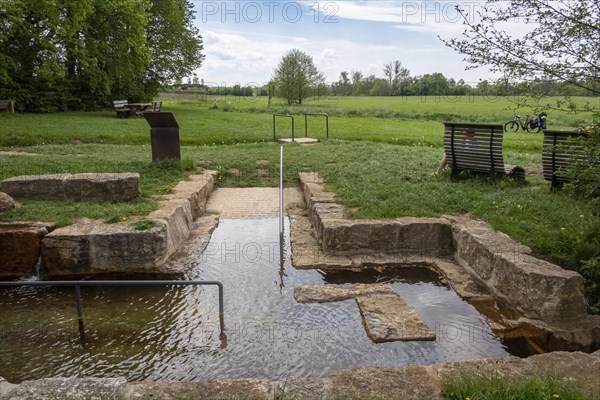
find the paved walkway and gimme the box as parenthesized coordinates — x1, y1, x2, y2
(205, 187, 303, 217)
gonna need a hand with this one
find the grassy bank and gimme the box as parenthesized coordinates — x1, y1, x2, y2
(442, 375, 594, 400)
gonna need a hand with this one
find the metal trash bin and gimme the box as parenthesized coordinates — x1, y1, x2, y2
(143, 112, 181, 162)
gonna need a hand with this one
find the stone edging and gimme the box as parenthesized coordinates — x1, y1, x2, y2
(41, 170, 216, 278)
(296, 172, 599, 344)
(2, 173, 141, 202)
(1, 351, 599, 400)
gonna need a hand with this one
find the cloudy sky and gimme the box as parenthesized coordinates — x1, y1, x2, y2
(191, 1, 498, 87)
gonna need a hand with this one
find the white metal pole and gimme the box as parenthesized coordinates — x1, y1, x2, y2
(279, 145, 284, 237)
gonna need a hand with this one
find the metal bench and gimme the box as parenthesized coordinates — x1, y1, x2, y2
(113, 100, 132, 118)
(443, 121, 524, 180)
(542, 129, 588, 190)
(0, 99, 15, 112)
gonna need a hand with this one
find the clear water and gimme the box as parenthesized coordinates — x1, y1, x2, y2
(0, 218, 520, 383)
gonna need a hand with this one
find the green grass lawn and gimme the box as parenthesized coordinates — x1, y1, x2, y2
(0, 97, 598, 311)
(442, 375, 594, 400)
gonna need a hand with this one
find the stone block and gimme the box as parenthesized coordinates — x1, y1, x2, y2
(451, 215, 588, 321)
(42, 220, 167, 278)
(2, 173, 140, 202)
(64, 173, 140, 202)
(149, 199, 194, 256)
(356, 293, 436, 342)
(2, 174, 69, 200)
(294, 284, 394, 303)
(0, 222, 54, 279)
(320, 218, 453, 256)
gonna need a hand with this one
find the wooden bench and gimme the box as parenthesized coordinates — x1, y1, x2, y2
(443, 121, 524, 180)
(113, 100, 132, 118)
(542, 130, 588, 190)
(0, 100, 15, 113)
(150, 101, 162, 112)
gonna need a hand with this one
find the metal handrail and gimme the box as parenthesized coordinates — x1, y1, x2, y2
(273, 113, 295, 142)
(304, 112, 329, 140)
(0, 280, 224, 341)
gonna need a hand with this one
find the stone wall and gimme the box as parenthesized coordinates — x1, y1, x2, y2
(2, 351, 599, 400)
(298, 172, 589, 324)
(2, 173, 140, 202)
(447, 215, 588, 321)
(41, 171, 216, 278)
(299, 172, 454, 256)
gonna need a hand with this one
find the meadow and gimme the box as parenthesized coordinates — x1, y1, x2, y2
(0, 96, 598, 310)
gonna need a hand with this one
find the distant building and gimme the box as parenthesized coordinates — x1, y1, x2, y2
(178, 83, 209, 91)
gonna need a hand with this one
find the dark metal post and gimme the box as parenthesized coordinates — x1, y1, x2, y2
(304, 113, 308, 137)
(74, 285, 86, 340)
(303, 113, 329, 140)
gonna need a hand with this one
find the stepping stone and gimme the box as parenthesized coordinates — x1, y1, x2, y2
(277, 137, 319, 144)
(294, 284, 393, 303)
(356, 293, 436, 343)
(294, 284, 436, 343)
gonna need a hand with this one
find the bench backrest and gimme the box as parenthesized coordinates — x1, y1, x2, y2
(542, 130, 587, 188)
(0, 99, 15, 112)
(151, 101, 162, 112)
(113, 100, 128, 109)
(443, 122, 505, 175)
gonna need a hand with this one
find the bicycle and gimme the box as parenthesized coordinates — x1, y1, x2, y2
(504, 112, 547, 133)
(504, 112, 534, 133)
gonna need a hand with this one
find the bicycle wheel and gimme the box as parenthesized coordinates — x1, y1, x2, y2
(504, 121, 519, 132)
(527, 123, 541, 133)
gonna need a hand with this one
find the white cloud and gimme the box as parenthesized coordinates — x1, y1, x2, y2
(196, 28, 493, 86)
(192, 2, 504, 85)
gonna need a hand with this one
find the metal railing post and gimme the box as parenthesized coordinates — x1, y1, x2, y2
(272, 114, 295, 142)
(303, 112, 329, 140)
(304, 113, 308, 137)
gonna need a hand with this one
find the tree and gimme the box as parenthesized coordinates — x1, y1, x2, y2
(351, 70, 363, 95)
(441, 0, 600, 112)
(273, 49, 324, 105)
(0, 0, 203, 112)
(333, 71, 352, 96)
(145, 0, 204, 94)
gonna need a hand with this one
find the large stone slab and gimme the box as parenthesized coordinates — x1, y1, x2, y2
(2, 174, 69, 201)
(42, 219, 168, 278)
(0, 223, 54, 279)
(294, 283, 436, 343)
(126, 379, 272, 400)
(357, 293, 436, 342)
(294, 284, 394, 303)
(2, 173, 140, 202)
(64, 173, 140, 202)
(320, 218, 454, 256)
(447, 214, 588, 321)
(0, 377, 127, 400)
